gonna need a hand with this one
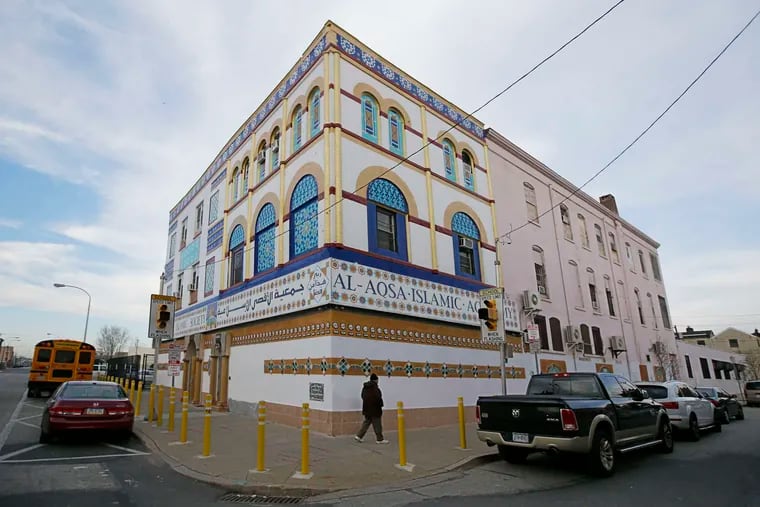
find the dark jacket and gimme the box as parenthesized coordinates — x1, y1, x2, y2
(361, 380, 384, 417)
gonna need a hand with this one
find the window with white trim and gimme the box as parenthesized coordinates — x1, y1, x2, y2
(524, 183, 538, 223)
(595, 224, 606, 257)
(609, 232, 619, 263)
(578, 214, 589, 248)
(533, 246, 548, 297)
(560, 205, 573, 240)
(604, 276, 615, 316)
(587, 268, 599, 311)
(569, 260, 583, 308)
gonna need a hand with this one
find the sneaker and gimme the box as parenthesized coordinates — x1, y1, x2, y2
(376, 439, 390, 444)
(354, 435, 363, 443)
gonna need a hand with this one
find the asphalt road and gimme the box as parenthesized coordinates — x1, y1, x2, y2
(0, 368, 226, 507)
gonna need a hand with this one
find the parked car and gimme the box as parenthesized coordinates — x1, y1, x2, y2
(636, 381, 720, 440)
(744, 380, 760, 407)
(695, 386, 744, 422)
(476, 372, 673, 477)
(39, 381, 134, 443)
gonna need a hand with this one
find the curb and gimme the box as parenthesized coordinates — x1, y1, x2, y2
(133, 426, 497, 498)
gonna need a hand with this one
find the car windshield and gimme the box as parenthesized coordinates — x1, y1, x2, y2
(527, 376, 604, 398)
(61, 384, 125, 399)
(639, 385, 669, 399)
(696, 388, 717, 398)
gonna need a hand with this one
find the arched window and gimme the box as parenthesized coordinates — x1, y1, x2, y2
(361, 93, 378, 142)
(290, 175, 319, 258)
(241, 158, 250, 195)
(560, 204, 573, 240)
(524, 182, 538, 222)
(442, 139, 456, 181)
(257, 141, 267, 182)
(388, 108, 404, 156)
(533, 246, 548, 297)
(309, 88, 321, 137)
(549, 317, 564, 352)
(254, 204, 276, 274)
(232, 167, 240, 202)
(461, 150, 474, 190)
(451, 212, 480, 279)
(271, 129, 281, 171)
(367, 178, 408, 260)
(228, 224, 245, 286)
(635, 288, 645, 325)
(580, 324, 592, 355)
(292, 106, 303, 151)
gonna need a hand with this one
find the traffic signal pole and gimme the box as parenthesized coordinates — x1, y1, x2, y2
(495, 241, 507, 396)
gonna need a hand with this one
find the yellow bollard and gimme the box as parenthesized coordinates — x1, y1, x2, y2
(202, 393, 212, 457)
(180, 391, 189, 443)
(157, 385, 164, 427)
(398, 401, 407, 467)
(457, 396, 467, 450)
(256, 401, 266, 472)
(300, 403, 310, 475)
(168, 387, 176, 432)
(135, 381, 143, 417)
(147, 384, 155, 423)
(129, 379, 135, 404)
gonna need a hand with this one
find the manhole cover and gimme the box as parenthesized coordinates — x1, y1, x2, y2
(220, 493, 303, 504)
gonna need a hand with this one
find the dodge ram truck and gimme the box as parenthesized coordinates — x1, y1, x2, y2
(476, 372, 673, 476)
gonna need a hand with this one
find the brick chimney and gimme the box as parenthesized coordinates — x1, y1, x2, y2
(599, 194, 619, 214)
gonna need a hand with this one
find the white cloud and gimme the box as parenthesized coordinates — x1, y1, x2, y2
(0, 217, 22, 229)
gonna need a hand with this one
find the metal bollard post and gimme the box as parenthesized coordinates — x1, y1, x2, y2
(398, 401, 407, 467)
(168, 387, 176, 432)
(129, 379, 135, 404)
(457, 396, 467, 449)
(300, 403, 310, 475)
(256, 401, 266, 472)
(202, 393, 212, 457)
(147, 384, 155, 423)
(157, 385, 164, 427)
(135, 381, 144, 417)
(180, 391, 189, 443)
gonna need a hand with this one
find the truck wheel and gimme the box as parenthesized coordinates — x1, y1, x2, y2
(589, 429, 615, 477)
(688, 414, 700, 441)
(658, 420, 674, 453)
(736, 407, 744, 420)
(497, 445, 529, 464)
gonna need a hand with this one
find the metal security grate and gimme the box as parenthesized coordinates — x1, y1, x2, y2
(219, 493, 303, 504)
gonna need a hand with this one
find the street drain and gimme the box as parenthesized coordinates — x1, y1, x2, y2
(219, 493, 303, 504)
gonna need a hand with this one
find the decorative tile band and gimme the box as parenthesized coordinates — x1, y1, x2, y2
(264, 356, 526, 380)
(164, 259, 175, 282)
(207, 220, 224, 252)
(169, 35, 328, 224)
(336, 34, 484, 140)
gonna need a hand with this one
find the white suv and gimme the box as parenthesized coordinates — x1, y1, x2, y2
(636, 381, 720, 441)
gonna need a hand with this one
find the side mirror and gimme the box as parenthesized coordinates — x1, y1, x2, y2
(730, 394, 737, 399)
(632, 389, 644, 401)
(641, 389, 649, 399)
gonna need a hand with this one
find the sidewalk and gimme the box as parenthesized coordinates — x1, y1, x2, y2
(131, 388, 495, 496)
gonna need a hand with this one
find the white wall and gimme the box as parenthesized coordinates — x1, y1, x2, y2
(677, 341, 746, 396)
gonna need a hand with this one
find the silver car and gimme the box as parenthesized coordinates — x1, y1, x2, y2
(636, 381, 720, 441)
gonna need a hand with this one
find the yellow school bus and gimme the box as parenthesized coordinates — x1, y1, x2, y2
(28, 339, 97, 397)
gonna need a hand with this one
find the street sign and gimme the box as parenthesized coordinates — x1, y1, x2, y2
(168, 365, 181, 377)
(168, 350, 181, 365)
(478, 288, 505, 344)
(527, 323, 539, 343)
(529, 340, 540, 353)
(503, 293, 521, 334)
(148, 294, 177, 342)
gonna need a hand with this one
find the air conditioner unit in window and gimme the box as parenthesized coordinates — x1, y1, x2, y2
(565, 325, 581, 345)
(592, 301, 600, 311)
(561, 215, 570, 225)
(537, 285, 547, 296)
(271, 139, 279, 152)
(522, 289, 542, 312)
(609, 336, 626, 352)
(257, 151, 266, 163)
(458, 237, 474, 249)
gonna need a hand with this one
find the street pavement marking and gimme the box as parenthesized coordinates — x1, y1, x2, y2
(1, 452, 149, 464)
(15, 420, 39, 430)
(0, 389, 27, 452)
(103, 442, 147, 455)
(16, 413, 44, 421)
(0, 443, 46, 462)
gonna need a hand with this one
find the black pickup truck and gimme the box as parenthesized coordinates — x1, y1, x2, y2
(476, 372, 673, 476)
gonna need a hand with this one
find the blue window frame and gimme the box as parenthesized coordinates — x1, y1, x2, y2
(255, 203, 276, 274)
(309, 88, 321, 137)
(293, 106, 303, 151)
(361, 93, 378, 143)
(462, 151, 474, 191)
(289, 175, 319, 258)
(451, 212, 481, 280)
(228, 224, 245, 286)
(443, 140, 456, 182)
(367, 178, 408, 261)
(388, 109, 403, 155)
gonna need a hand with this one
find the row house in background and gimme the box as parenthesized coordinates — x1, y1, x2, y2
(160, 21, 499, 435)
(487, 130, 679, 386)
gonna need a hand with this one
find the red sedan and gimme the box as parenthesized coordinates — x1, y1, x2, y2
(39, 381, 134, 443)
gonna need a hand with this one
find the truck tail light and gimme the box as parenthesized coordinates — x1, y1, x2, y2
(476, 405, 481, 424)
(560, 408, 578, 431)
(661, 401, 679, 410)
(708, 399, 720, 408)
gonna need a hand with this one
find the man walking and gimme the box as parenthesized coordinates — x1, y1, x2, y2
(354, 373, 389, 444)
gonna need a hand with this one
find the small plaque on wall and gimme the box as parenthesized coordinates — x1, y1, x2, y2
(309, 382, 324, 402)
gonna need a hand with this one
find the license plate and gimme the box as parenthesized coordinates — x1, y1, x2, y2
(85, 408, 104, 415)
(512, 432, 529, 443)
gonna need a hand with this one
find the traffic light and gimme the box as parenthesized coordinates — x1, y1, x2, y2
(157, 304, 171, 329)
(478, 299, 499, 330)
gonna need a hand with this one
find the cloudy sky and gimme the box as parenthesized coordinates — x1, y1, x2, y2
(1, 0, 758, 356)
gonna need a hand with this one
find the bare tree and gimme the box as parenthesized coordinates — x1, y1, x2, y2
(96, 325, 130, 360)
(651, 341, 680, 381)
(743, 350, 760, 380)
